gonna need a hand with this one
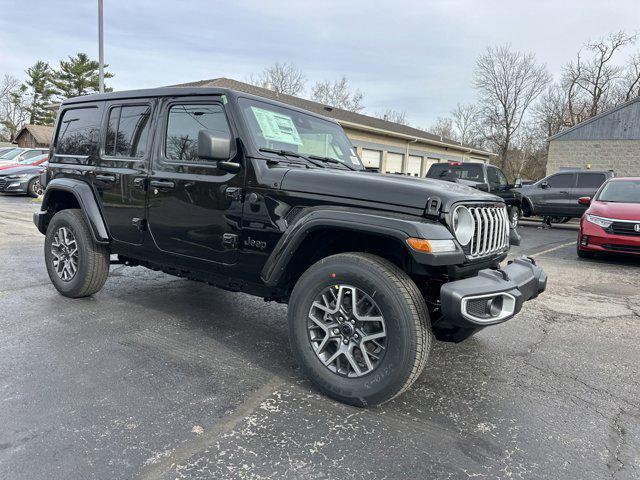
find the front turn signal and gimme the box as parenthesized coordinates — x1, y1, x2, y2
(406, 238, 456, 253)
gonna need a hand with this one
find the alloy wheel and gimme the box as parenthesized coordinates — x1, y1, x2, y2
(510, 208, 519, 228)
(51, 227, 79, 281)
(307, 285, 387, 378)
(32, 179, 44, 196)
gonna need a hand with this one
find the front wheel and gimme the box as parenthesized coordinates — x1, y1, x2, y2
(27, 177, 44, 197)
(44, 209, 110, 298)
(288, 253, 432, 407)
(508, 206, 520, 228)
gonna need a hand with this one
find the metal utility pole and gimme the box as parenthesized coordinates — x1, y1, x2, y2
(98, 0, 104, 93)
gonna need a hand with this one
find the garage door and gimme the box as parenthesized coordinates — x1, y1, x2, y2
(361, 149, 382, 169)
(385, 153, 404, 174)
(424, 158, 441, 175)
(407, 155, 422, 176)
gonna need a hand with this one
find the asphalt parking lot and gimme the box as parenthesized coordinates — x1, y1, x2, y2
(0, 194, 639, 480)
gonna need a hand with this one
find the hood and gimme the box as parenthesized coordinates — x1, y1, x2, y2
(0, 165, 42, 176)
(589, 201, 640, 221)
(280, 168, 501, 213)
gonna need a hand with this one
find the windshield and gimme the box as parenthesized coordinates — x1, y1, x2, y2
(428, 163, 483, 181)
(597, 180, 640, 203)
(0, 149, 23, 160)
(238, 97, 363, 169)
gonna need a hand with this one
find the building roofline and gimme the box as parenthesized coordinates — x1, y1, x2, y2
(339, 120, 497, 156)
(547, 95, 640, 141)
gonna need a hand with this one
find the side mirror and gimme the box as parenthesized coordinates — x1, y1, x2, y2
(514, 178, 522, 188)
(578, 196, 591, 206)
(198, 130, 240, 172)
(541, 181, 549, 189)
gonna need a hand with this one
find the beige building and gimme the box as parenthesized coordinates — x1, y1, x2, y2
(547, 96, 640, 176)
(175, 78, 495, 174)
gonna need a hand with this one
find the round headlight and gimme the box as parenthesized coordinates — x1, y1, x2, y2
(452, 206, 475, 246)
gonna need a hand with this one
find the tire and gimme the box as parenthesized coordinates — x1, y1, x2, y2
(549, 216, 570, 224)
(27, 177, 43, 198)
(44, 209, 110, 298)
(288, 252, 432, 407)
(508, 206, 520, 229)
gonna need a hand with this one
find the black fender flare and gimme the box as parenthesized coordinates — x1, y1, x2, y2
(34, 178, 110, 244)
(260, 207, 464, 287)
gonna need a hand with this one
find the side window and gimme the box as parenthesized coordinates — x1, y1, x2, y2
(577, 173, 606, 189)
(56, 107, 100, 156)
(547, 173, 574, 188)
(104, 105, 151, 158)
(165, 104, 230, 163)
(487, 167, 508, 188)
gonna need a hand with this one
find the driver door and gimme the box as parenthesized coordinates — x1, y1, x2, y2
(146, 98, 244, 265)
(536, 172, 576, 215)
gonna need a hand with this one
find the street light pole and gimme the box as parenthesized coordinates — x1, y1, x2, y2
(98, 0, 104, 93)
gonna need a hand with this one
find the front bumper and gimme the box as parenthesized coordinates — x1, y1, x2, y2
(579, 221, 640, 255)
(0, 177, 29, 194)
(440, 256, 547, 327)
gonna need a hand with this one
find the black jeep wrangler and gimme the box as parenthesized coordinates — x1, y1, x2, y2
(34, 87, 546, 406)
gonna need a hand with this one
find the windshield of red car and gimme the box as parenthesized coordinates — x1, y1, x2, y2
(597, 180, 640, 203)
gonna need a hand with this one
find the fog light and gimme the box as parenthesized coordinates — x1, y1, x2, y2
(488, 296, 503, 317)
(581, 235, 589, 246)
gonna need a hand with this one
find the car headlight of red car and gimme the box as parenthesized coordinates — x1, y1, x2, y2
(586, 214, 613, 229)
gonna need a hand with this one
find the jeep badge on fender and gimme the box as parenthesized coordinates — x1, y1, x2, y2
(33, 86, 546, 407)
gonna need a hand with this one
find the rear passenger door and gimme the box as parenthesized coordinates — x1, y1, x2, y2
(574, 172, 607, 215)
(96, 100, 154, 245)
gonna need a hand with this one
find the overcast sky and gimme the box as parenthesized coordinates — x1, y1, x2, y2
(1, 0, 639, 127)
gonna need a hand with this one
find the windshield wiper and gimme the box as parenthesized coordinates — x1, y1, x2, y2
(258, 148, 328, 169)
(307, 155, 358, 171)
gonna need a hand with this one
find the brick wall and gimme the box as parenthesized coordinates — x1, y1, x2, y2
(547, 140, 640, 177)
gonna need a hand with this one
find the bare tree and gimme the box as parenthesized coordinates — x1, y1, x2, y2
(451, 103, 482, 146)
(310, 76, 364, 112)
(533, 84, 568, 139)
(563, 31, 636, 123)
(474, 44, 550, 169)
(374, 109, 409, 125)
(621, 51, 640, 101)
(430, 116, 455, 140)
(247, 62, 306, 96)
(0, 75, 29, 142)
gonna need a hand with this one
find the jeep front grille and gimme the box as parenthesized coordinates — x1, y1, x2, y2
(467, 205, 510, 258)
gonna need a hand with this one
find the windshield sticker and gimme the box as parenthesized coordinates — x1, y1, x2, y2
(251, 107, 302, 145)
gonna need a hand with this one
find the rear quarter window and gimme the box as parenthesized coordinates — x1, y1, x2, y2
(56, 107, 100, 157)
(577, 172, 606, 189)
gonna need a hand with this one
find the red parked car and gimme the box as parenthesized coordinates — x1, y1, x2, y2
(577, 177, 640, 257)
(0, 153, 48, 171)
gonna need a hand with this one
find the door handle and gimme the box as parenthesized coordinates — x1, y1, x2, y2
(95, 174, 116, 182)
(559, 190, 569, 194)
(149, 180, 175, 189)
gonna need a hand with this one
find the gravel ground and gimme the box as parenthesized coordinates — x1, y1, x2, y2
(0, 195, 638, 480)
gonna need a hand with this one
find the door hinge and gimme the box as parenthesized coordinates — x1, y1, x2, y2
(222, 233, 239, 250)
(133, 177, 148, 191)
(132, 217, 147, 231)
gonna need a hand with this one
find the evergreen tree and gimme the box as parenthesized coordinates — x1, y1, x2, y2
(52, 53, 113, 99)
(24, 61, 56, 125)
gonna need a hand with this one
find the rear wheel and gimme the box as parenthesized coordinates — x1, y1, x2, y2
(288, 253, 431, 406)
(44, 209, 110, 298)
